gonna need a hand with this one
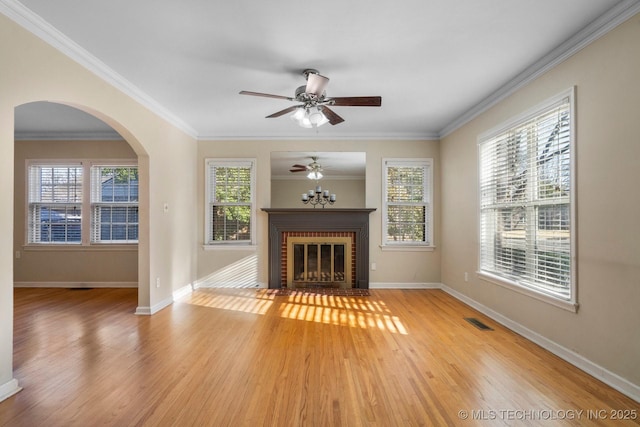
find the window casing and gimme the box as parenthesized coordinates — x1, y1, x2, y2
(27, 160, 138, 245)
(478, 88, 576, 307)
(205, 159, 256, 245)
(382, 158, 433, 247)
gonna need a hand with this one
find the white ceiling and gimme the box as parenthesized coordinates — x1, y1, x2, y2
(5, 0, 637, 143)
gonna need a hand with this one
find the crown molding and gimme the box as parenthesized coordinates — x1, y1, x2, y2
(14, 130, 124, 141)
(439, 0, 640, 138)
(196, 132, 441, 141)
(0, 0, 198, 139)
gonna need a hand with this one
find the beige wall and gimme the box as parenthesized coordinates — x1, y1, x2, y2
(0, 13, 198, 398)
(440, 14, 640, 387)
(197, 139, 440, 287)
(13, 140, 138, 285)
(271, 178, 366, 208)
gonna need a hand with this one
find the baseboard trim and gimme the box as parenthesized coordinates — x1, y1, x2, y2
(440, 283, 640, 403)
(135, 306, 151, 315)
(0, 379, 21, 403)
(193, 282, 267, 289)
(172, 283, 194, 301)
(14, 281, 138, 288)
(369, 282, 441, 289)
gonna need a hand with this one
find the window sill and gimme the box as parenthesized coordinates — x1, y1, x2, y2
(202, 244, 258, 251)
(23, 244, 137, 252)
(477, 271, 578, 313)
(379, 245, 435, 252)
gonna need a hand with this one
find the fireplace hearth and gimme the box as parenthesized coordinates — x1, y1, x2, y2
(262, 208, 375, 289)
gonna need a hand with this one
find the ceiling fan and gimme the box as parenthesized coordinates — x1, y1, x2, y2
(290, 156, 324, 179)
(240, 69, 382, 128)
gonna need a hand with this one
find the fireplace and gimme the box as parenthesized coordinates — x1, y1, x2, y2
(262, 208, 375, 289)
(285, 234, 354, 289)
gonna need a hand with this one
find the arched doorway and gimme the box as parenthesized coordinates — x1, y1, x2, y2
(13, 101, 150, 311)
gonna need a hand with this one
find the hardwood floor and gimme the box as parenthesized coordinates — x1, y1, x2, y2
(2, 287, 638, 426)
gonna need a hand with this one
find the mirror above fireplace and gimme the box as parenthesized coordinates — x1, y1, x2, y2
(270, 151, 366, 208)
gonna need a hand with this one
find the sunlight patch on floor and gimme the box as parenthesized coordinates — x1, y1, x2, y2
(185, 289, 273, 315)
(277, 294, 408, 334)
(184, 289, 408, 333)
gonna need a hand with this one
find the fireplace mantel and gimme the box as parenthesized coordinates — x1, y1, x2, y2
(262, 208, 376, 289)
(262, 208, 376, 214)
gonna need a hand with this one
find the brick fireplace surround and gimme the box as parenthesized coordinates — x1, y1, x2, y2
(262, 208, 376, 289)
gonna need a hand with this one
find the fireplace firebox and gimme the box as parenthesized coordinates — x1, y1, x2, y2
(287, 235, 353, 289)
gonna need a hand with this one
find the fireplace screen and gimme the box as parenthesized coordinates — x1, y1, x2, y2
(287, 237, 352, 288)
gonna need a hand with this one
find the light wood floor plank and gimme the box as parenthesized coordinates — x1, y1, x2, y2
(1, 287, 638, 426)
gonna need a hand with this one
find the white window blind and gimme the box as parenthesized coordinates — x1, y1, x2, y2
(28, 164, 83, 244)
(383, 159, 433, 245)
(206, 160, 255, 244)
(90, 166, 139, 243)
(479, 91, 574, 301)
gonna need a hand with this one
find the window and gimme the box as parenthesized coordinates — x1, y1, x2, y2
(28, 164, 83, 244)
(383, 159, 433, 247)
(478, 88, 575, 306)
(27, 161, 138, 245)
(90, 166, 139, 243)
(205, 159, 255, 245)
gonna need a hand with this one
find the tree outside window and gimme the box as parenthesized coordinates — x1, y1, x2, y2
(479, 89, 574, 302)
(206, 160, 255, 244)
(383, 159, 433, 246)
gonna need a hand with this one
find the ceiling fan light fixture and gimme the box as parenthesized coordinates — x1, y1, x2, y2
(290, 108, 317, 128)
(291, 106, 329, 128)
(290, 107, 305, 122)
(308, 107, 329, 127)
(299, 115, 313, 128)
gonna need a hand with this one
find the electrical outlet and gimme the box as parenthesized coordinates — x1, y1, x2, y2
(15, 251, 21, 259)
(464, 272, 469, 282)
(371, 262, 377, 271)
(156, 277, 161, 288)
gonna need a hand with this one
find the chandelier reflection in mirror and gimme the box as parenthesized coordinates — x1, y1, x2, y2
(301, 185, 336, 208)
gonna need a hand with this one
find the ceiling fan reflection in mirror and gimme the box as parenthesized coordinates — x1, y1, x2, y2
(290, 156, 324, 180)
(240, 69, 382, 128)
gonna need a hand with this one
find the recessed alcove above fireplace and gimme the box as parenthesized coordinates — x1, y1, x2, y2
(262, 208, 375, 289)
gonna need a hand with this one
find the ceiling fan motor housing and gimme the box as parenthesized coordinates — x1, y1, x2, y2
(295, 85, 308, 101)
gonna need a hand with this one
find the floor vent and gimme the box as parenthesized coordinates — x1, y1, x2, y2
(464, 317, 493, 331)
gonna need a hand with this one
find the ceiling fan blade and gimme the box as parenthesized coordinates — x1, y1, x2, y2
(239, 91, 294, 101)
(289, 168, 307, 172)
(328, 96, 382, 107)
(306, 73, 329, 96)
(266, 105, 300, 118)
(291, 164, 308, 169)
(320, 106, 345, 125)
